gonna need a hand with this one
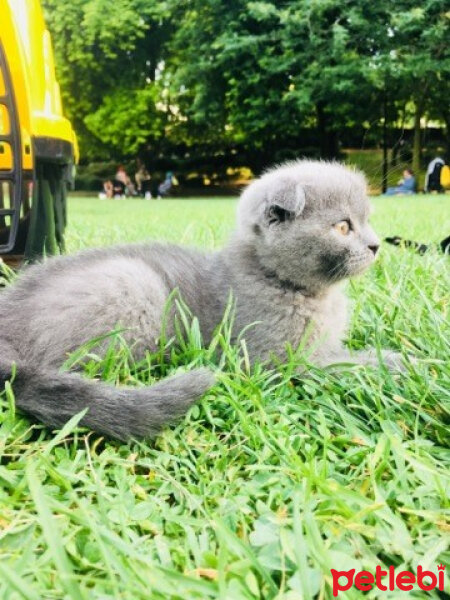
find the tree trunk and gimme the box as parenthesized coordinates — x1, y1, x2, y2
(316, 103, 338, 158)
(442, 114, 450, 157)
(412, 100, 423, 180)
(382, 90, 388, 193)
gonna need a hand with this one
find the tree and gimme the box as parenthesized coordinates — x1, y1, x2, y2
(42, 0, 172, 159)
(165, 1, 399, 164)
(84, 87, 165, 156)
(43, 0, 449, 179)
(381, 1, 450, 176)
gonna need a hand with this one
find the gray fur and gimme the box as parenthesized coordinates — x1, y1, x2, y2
(0, 160, 407, 439)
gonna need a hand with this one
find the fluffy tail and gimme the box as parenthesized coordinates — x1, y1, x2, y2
(1, 361, 215, 440)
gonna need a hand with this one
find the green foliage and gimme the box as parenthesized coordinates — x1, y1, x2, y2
(163, 0, 449, 166)
(84, 86, 165, 155)
(374, 0, 450, 174)
(43, 0, 449, 173)
(42, 0, 171, 158)
(1, 195, 449, 598)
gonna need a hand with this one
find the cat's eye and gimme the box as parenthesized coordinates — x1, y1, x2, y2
(334, 220, 351, 235)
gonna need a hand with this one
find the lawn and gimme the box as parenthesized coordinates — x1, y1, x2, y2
(1, 194, 449, 599)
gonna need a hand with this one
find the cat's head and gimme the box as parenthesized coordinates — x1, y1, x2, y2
(237, 160, 379, 295)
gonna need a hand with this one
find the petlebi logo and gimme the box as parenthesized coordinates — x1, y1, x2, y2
(331, 564, 446, 597)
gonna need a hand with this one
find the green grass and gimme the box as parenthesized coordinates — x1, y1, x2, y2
(1, 195, 449, 599)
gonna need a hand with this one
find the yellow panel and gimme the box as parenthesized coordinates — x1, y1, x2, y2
(0, 142, 13, 169)
(0, 68, 5, 96)
(0, 104, 10, 135)
(1, 0, 78, 164)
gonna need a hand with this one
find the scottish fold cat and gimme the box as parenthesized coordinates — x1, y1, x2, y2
(0, 161, 407, 439)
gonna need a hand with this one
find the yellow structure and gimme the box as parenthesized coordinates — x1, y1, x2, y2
(0, 0, 77, 261)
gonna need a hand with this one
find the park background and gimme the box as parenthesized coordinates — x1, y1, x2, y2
(1, 2, 449, 599)
(42, 0, 449, 194)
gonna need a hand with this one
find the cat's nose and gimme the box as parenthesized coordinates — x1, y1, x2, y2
(368, 244, 379, 256)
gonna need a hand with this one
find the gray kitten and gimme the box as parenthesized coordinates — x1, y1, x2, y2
(0, 160, 407, 439)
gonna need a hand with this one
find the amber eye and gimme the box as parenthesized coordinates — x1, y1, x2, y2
(334, 220, 351, 235)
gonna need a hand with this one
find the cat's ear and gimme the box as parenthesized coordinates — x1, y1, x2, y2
(264, 182, 306, 225)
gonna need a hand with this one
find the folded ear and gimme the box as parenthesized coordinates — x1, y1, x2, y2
(264, 181, 306, 225)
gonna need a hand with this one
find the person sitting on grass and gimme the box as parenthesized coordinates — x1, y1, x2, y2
(135, 160, 152, 199)
(115, 165, 136, 196)
(101, 179, 114, 199)
(424, 157, 445, 193)
(99, 178, 126, 199)
(384, 168, 416, 196)
(157, 171, 175, 198)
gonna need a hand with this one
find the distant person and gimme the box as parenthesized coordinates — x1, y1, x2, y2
(100, 179, 114, 199)
(135, 160, 152, 199)
(115, 165, 136, 196)
(424, 157, 445, 193)
(112, 179, 126, 198)
(115, 165, 128, 186)
(384, 168, 416, 196)
(99, 178, 126, 199)
(157, 171, 176, 198)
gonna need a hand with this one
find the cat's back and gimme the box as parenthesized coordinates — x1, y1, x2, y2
(16, 239, 205, 282)
(2, 242, 206, 305)
(1, 242, 211, 365)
